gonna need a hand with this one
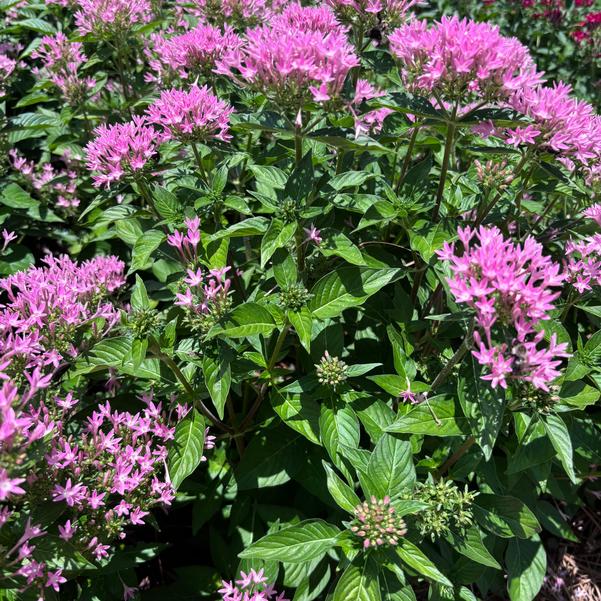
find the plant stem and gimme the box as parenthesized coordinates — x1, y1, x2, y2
(238, 323, 290, 432)
(396, 125, 420, 193)
(159, 352, 231, 432)
(430, 319, 475, 391)
(191, 143, 208, 183)
(432, 107, 458, 222)
(437, 436, 476, 478)
(294, 126, 303, 165)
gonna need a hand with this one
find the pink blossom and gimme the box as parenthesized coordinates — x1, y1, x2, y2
(215, 4, 358, 111)
(146, 84, 234, 144)
(389, 16, 543, 105)
(0, 468, 26, 500)
(75, 0, 153, 38)
(85, 117, 158, 188)
(437, 226, 569, 390)
(46, 569, 67, 592)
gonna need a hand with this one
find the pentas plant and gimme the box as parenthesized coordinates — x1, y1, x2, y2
(3, 0, 601, 600)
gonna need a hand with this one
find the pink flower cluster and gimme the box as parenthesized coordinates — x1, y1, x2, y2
(9, 149, 82, 211)
(0, 53, 16, 96)
(505, 83, 601, 178)
(0, 254, 125, 374)
(563, 206, 601, 293)
(168, 217, 233, 320)
(75, 0, 153, 37)
(219, 569, 289, 601)
(146, 84, 234, 144)
(326, 0, 421, 32)
(389, 16, 543, 105)
(573, 12, 601, 48)
(184, 0, 290, 28)
(145, 24, 243, 85)
(85, 116, 158, 188)
(31, 32, 95, 104)
(437, 226, 570, 390)
(215, 4, 359, 109)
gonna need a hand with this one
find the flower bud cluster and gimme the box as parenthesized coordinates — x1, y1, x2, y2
(316, 351, 348, 389)
(350, 496, 407, 549)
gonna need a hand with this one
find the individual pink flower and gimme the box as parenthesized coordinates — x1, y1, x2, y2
(1, 230, 16, 251)
(146, 84, 233, 144)
(389, 16, 543, 105)
(58, 520, 76, 541)
(45, 569, 67, 592)
(584, 204, 601, 227)
(0, 468, 26, 500)
(85, 117, 158, 188)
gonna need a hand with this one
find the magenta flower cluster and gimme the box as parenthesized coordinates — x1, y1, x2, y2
(10, 149, 82, 211)
(85, 116, 158, 188)
(219, 569, 289, 601)
(0, 254, 125, 373)
(145, 24, 243, 85)
(168, 217, 233, 317)
(184, 0, 290, 28)
(74, 0, 153, 38)
(215, 4, 359, 109)
(437, 226, 570, 390)
(31, 32, 95, 104)
(505, 82, 601, 187)
(389, 16, 543, 105)
(146, 84, 234, 144)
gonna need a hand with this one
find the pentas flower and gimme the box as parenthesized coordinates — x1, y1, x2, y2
(0, 54, 16, 96)
(389, 17, 543, 106)
(0, 254, 125, 374)
(215, 4, 358, 111)
(145, 25, 243, 86)
(168, 218, 233, 333)
(326, 0, 422, 36)
(437, 226, 569, 390)
(145, 85, 234, 144)
(85, 117, 158, 188)
(184, 0, 290, 28)
(584, 204, 601, 227)
(565, 234, 601, 293)
(218, 569, 289, 601)
(504, 83, 601, 185)
(74, 0, 153, 38)
(9, 149, 82, 212)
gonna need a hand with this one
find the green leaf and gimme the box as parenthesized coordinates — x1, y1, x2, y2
(445, 526, 501, 569)
(284, 150, 313, 203)
(239, 519, 340, 563)
(319, 405, 360, 465)
(322, 461, 360, 513)
(288, 307, 312, 352)
(131, 275, 150, 311)
(535, 501, 578, 542)
(153, 186, 183, 221)
(129, 230, 165, 274)
(202, 351, 231, 420)
(167, 409, 206, 490)
(273, 250, 298, 288)
(271, 388, 321, 445)
(329, 171, 377, 191)
(506, 537, 546, 601)
(332, 556, 381, 601)
(396, 540, 453, 587)
(386, 397, 470, 437)
(364, 434, 415, 500)
(0, 244, 34, 276)
(261, 219, 297, 268)
(319, 229, 366, 266)
(409, 221, 451, 262)
(210, 217, 269, 241)
(235, 429, 303, 490)
(474, 495, 540, 539)
(310, 267, 403, 320)
(208, 302, 276, 339)
(543, 414, 577, 484)
(1, 183, 39, 209)
(457, 369, 506, 460)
